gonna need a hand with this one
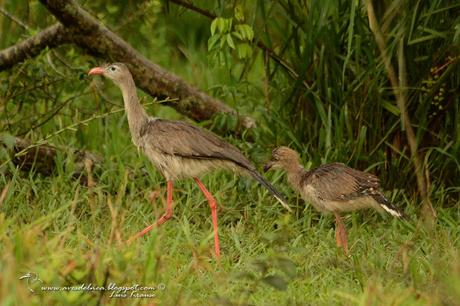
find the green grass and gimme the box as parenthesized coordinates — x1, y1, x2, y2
(1, 148, 459, 305)
(1, 1, 459, 305)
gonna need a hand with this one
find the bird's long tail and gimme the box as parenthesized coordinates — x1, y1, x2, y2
(249, 170, 292, 212)
(372, 194, 406, 219)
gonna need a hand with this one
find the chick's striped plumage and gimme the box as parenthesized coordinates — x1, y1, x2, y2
(265, 146, 403, 217)
(264, 146, 405, 255)
(299, 163, 403, 217)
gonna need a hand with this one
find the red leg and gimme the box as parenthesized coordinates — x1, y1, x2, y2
(127, 180, 174, 244)
(193, 177, 221, 260)
(334, 212, 349, 255)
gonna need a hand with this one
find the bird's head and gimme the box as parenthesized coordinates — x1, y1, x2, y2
(264, 146, 300, 172)
(88, 63, 131, 86)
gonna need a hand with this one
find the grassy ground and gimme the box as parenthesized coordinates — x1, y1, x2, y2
(0, 141, 459, 305)
(0, 2, 459, 305)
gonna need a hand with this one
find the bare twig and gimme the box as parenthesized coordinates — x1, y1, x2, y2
(0, 7, 30, 30)
(0, 181, 11, 207)
(168, 0, 215, 19)
(18, 91, 92, 136)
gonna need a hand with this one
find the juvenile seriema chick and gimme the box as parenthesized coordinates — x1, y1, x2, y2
(264, 146, 404, 254)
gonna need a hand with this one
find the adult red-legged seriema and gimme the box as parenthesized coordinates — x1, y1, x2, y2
(88, 63, 291, 259)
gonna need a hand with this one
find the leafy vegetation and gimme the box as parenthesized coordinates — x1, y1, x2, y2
(1, 0, 459, 305)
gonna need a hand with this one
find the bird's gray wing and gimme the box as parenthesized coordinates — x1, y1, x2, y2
(140, 119, 254, 170)
(303, 163, 381, 201)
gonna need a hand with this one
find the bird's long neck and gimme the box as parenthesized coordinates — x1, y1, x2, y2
(284, 162, 305, 191)
(119, 77, 149, 142)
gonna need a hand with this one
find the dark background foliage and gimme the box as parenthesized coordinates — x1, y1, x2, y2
(1, 0, 458, 205)
(0, 1, 459, 304)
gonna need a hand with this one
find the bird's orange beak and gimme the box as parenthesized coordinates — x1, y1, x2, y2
(88, 67, 105, 75)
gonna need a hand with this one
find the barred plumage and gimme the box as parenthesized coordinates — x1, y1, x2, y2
(264, 146, 405, 254)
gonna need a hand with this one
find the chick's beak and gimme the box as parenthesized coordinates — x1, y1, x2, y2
(88, 67, 104, 75)
(263, 161, 273, 172)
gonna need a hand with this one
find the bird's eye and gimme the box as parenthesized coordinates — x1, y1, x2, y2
(109, 66, 117, 72)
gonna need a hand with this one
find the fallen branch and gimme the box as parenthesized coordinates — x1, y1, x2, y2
(0, 100, 172, 179)
(0, 135, 102, 181)
(0, 1, 255, 129)
(0, 23, 69, 70)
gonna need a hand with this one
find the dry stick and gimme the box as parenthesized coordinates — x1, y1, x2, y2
(18, 91, 91, 136)
(69, 185, 80, 221)
(106, 197, 117, 246)
(0, 181, 11, 207)
(113, 170, 128, 244)
(0, 7, 30, 30)
(364, 0, 435, 219)
(84, 157, 97, 213)
(84, 158, 95, 188)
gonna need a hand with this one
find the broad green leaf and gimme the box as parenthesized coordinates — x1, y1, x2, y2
(217, 18, 226, 33)
(235, 4, 244, 21)
(208, 34, 220, 51)
(232, 31, 243, 40)
(236, 43, 252, 59)
(216, 17, 233, 34)
(226, 34, 235, 49)
(210, 18, 218, 35)
(236, 24, 254, 41)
